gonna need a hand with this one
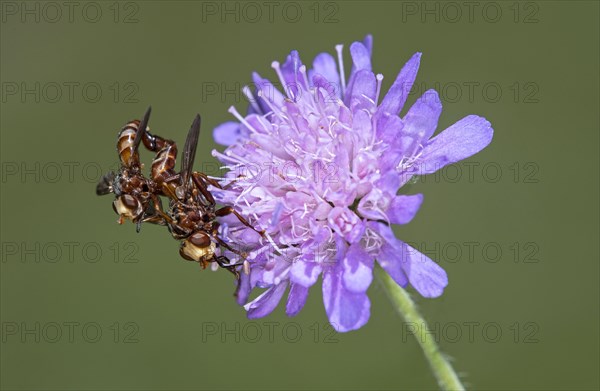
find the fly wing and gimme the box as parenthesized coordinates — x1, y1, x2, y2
(130, 106, 151, 165)
(96, 171, 115, 195)
(180, 114, 201, 192)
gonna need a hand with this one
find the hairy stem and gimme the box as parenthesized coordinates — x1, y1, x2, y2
(375, 266, 465, 391)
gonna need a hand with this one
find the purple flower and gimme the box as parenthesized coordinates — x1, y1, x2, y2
(211, 35, 493, 332)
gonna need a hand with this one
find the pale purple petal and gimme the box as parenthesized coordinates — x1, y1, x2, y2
(342, 243, 374, 293)
(387, 194, 424, 225)
(417, 115, 493, 174)
(290, 260, 322, 287)
(323, 269, 371, 332)
(375, 111, 404, 144)
(313, 73, 339, 103)
(403, 89, 442, 141)
(328, 207, 365, 244)
(280, 50, 304, 89)
(351, 110, 373, 140)
(262, 258, 292, 286)
(401, 242, 448, 298)
(252, 72, 285, 109)
(245, 282, 288, 318)
(377, 119, 422, 174)
(349, 42, 372, 75)
(356, 189, 388, 221)
(370, 222, 409, 287)
(362, 34, 373, 56)
(345, 70, 377, 109)
(348, 222, 366, 244)
(334, 232, 348, 261)
(310, 52, 340, 91)
(236, 269, 251, 305)
(375, 171, 401, 194)
(286, 283, 309, 316)
(372, 221, 447, 296)
(213, 121, 242, 146)
(378, 52, 422, 116)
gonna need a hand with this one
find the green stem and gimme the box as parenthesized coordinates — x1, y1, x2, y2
(375, 266, 465, 391)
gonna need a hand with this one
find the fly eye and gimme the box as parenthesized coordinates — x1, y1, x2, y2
(113, 195, 143, 220)
(122, 195, 139, 209)
(142, 184, 149, 192)
(189, 232, 211, 248)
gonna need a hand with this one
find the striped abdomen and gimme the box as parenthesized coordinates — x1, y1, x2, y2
(116, 120, 141, 167)
(144, 132, 178, 184)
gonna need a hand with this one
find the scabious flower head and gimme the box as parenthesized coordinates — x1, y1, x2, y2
(211, 35, 493, 332)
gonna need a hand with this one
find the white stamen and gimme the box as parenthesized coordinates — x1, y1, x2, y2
(257, 90, 286, 123)
(375, 73, 384, 105)
(240, 197, 284, 254)
(244, 288, 272, 310)
(242, 85, 262, 114)
(290, 217, 310, 240)
(228, 106, 259, 134)
(335, 44, 346, 95)
(363, 228, 383, 254)
(299, 65, 309, 89)
(271, 61, 292, 99)
(212, 148, 253, 167)
(312, 88, 332, 120)
(300, 202, 309, 219)
(256, 115, 273, 132)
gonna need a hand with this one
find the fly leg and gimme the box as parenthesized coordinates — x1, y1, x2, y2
(215, 206, 265, 237)
(191, 172, 217, 205)
(211, 233, 246, 257)
(138, 193, 174, 232)
(212, 255, 242, 279)
(192, 172, 264, 236)
(137, 194, 173, 232)
(138, 202, 167, 228)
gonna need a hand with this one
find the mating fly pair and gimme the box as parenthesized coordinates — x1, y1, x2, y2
(96, 107, 260, 279)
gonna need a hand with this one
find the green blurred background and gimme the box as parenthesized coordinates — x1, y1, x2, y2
(1, 1, 598, 390)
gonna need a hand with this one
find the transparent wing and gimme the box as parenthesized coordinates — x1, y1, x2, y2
(180, 114, 201, 193)
(131, 106, 152, 165)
